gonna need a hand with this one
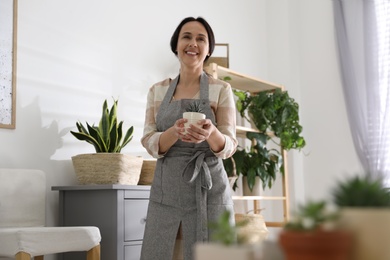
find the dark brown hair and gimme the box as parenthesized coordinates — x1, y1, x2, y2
(170, 17, 215, 62)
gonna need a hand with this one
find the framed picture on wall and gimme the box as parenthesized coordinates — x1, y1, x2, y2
(0, 0, 17, 129)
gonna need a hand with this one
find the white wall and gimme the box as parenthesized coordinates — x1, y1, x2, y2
(0, 0, 362, 256)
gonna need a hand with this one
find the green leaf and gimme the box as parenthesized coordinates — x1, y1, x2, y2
(109, 119, 118, 152)
(70, 131, 102, 153)
(120, 126, 134, 152)
(99, 100, 110, 147)
(208, 210, 242, 246)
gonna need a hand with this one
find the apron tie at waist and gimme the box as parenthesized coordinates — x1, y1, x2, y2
(179, 149, 214, 242)
(181, 150, 213, 190)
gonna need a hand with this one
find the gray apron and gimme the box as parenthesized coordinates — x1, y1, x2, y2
(141, 72, 234, 260)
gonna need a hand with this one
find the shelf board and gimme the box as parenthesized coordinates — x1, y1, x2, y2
(265, 221, 285, 228)
(206, 63, 283, 93)
(236, 125, 275, 138)
(232, 195, 286, 201)
(236, 125, 258, 138)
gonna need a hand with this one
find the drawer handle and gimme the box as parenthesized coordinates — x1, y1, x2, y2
(141, 217, 147, 224)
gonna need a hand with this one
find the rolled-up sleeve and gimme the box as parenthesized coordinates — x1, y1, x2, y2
(141, 81, 169, 159)
(209, 80, 238, 159)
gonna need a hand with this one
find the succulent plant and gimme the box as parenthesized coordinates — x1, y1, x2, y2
(70, 99, 134, 153)
(283, 200, 339, 231)
(185, 100, 204, 113)
(208, 210, 248, 245)
(332, 175, 390, 207)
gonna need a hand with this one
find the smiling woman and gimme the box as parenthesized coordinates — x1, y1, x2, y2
(140, 16, 238, 260)
(0, 0, 17, 129)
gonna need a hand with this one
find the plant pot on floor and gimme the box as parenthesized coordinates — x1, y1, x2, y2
(72, 153, 143, 185)
(337, 208, 390, 260)
(278, 230, 352, 260)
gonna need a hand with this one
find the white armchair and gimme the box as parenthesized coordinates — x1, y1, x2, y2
(0, 169, 101, 260)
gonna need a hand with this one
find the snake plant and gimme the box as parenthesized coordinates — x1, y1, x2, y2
(70, 99, 134, 153)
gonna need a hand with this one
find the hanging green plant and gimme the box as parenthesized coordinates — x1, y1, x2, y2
(224, 88, 306, 191)
(234, 88, 306, 150)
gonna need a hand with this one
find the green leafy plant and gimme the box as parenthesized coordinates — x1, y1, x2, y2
(70, 99, 134, 153)
(234, 88, 305, 150)
(227, 88, 306, 191)
(229, 132, 282, 191)
(208, 210, 248, 246)
(332, 175, 390, 207)
(185, 100, 204, 113)
(284, 200, 339, 231)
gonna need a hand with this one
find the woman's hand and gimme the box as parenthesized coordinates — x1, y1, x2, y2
(181, 119, 214, 143)
(174, 118, 187, 139)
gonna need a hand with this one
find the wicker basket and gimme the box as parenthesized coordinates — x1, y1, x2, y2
(235, 211, 269, 244)
(71, 153, 143, 185)
(138, 159, 157, 185)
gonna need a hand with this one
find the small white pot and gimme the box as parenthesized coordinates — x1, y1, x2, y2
(242, 176, 262, 196)
(183, 112, 206, 134)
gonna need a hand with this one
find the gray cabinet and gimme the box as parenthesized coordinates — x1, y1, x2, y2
(52, 185, 150, 260)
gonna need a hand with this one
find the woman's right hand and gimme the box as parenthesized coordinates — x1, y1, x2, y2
(174, 118, 187, 139)
(158, 118, 187, 154)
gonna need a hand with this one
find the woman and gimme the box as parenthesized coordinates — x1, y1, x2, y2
(140, 16, 237, 260)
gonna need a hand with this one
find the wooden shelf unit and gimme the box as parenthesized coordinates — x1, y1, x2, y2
(205, 63, 290, 227)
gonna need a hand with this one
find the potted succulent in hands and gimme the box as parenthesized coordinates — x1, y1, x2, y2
(278, 200, 352, 260)
(70, 98, 143, 185)
(183, 100, 206, 134)
(332, 174, 390, 260)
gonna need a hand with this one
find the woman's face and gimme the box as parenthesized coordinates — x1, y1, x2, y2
(177, 21, 209, 69)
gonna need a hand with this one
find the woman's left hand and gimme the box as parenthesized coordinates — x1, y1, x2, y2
(181, 119, 214, 143)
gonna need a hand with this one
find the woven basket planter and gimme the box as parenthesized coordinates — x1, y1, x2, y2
(71, 153, 143, 185)
(137, 159, 157, 185)
(235, 212, 269, 244)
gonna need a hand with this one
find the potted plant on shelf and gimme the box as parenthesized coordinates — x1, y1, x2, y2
(229, 132, 282, 193)
(70, 98, 143, 185)
(229, 88, 306, 193)
(278, 200, 353, 260)
(331, 174, 390, 260)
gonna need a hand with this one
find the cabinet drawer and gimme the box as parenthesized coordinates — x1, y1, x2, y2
(125, 243, 143, 260)
(125, 189, 150, 199)
(124, 199, 149, 241)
